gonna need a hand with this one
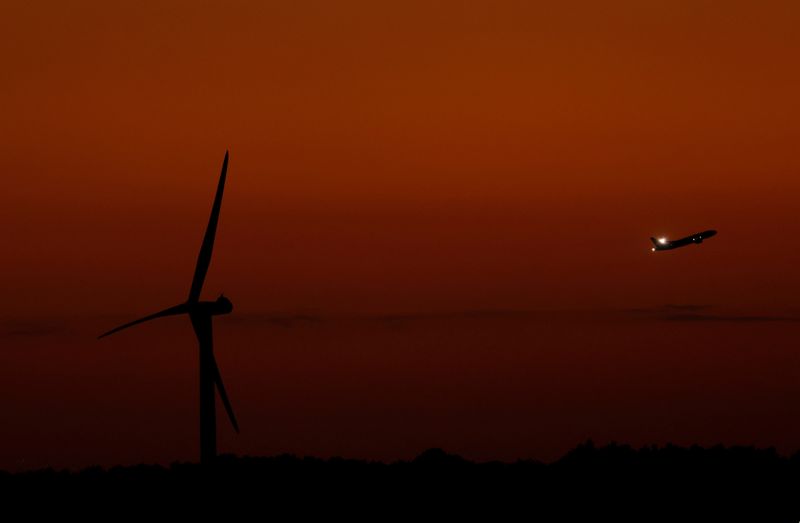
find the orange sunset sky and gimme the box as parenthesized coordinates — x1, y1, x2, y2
(2, 1, 800, 470)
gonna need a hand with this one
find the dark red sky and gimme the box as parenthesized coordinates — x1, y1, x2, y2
(2, 1, 800, 470)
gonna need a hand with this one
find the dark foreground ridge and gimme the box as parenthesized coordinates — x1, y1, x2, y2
(4, 442, 800, 521)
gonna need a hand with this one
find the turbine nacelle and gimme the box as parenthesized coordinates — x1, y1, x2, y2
(187, 294, 233, 316)
(214, 294, 233, 315)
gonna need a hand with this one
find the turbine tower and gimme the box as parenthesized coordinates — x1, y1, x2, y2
(99, 151, 238, 465)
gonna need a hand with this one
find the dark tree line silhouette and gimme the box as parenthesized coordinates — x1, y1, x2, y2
(2, 442, 799, 521)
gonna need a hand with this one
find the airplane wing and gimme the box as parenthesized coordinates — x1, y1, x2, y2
(98, 303, 188, 339)
(189, 312, 240, 433)
(188, 151, 229, 303)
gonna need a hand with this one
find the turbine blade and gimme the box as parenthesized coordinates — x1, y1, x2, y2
(98, 303, 188, 339)
(212, 355, 240, 434)
(189, 312, 240, 434)
(188, 151, 229, 302)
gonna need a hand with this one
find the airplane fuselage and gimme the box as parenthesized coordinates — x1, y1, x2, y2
(651, 230, 717, 251)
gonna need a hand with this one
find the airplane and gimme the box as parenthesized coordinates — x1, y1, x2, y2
(650, 230, 717, 252)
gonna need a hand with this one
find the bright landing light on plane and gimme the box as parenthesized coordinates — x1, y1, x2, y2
(658, 237, 667, 244)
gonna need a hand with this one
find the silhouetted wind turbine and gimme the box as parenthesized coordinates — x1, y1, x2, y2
(99, 151, 238, 465)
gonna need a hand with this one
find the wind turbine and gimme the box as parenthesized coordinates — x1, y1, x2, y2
(99, 151, 238, 465)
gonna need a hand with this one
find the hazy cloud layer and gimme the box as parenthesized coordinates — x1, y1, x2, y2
(221, 305, 800, 327)
(222, 313, 324, 328)
(0, 320, 70, 338)
(661, 313, 800, 323)
(217, 309, 542, 328)
(372, 309, 537, 323)
(626, 304, 800, 323)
